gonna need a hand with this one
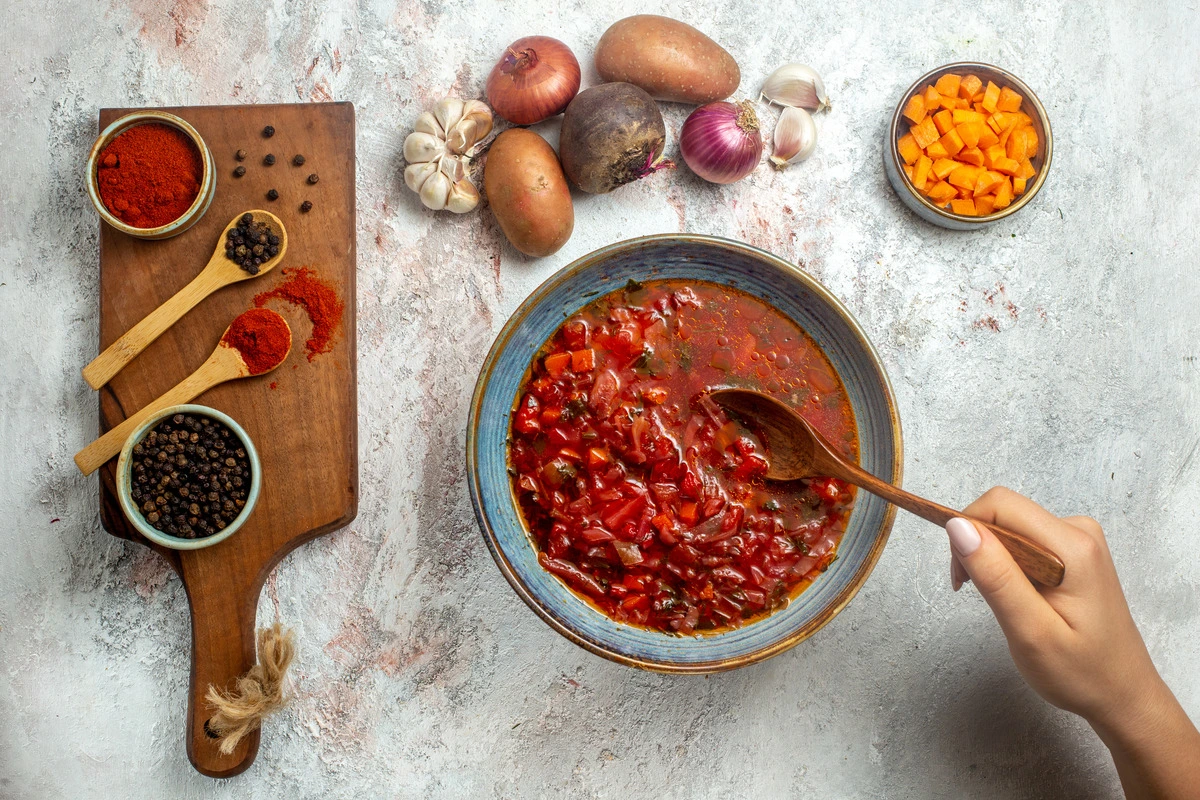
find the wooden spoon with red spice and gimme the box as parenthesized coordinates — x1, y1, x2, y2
(81, 210, 288, 390)
(709, 388, 1066, 587)
(74, 309, 291, 476)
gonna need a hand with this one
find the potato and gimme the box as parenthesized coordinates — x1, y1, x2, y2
(594, 15, 739, 104)
(483, 129, 573, 258)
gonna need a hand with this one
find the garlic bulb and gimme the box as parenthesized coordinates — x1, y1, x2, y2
(770, 106, 817, 168)
(403, 97, 494, 213)
(760, 64, 829, 112)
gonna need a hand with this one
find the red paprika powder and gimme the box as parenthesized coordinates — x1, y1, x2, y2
(253, 267, 344, 361)
(96, 122, 203, 228)
(221, 308, 292, 375)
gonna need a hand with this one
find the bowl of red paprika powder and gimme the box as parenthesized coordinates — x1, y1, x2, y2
(87, 110, 215, 240)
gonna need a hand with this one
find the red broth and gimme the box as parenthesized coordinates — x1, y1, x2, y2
(509, 280, 858, 634)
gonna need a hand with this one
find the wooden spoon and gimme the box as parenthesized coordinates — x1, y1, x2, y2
(81, 210, 288, 390)
(74, 314, 292, 476)
(709, 388, 1065, 587)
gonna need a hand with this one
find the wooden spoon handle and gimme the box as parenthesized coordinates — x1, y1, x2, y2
(82, 268, 225, 390)
(839, 463, 1065, 587)
(74, 359, 229, 476)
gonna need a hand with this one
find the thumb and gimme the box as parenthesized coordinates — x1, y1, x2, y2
(946, 518, 1057, 641)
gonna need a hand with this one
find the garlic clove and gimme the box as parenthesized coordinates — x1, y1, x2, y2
(418, 170, 451, 211)
(434, 98, 465, 133)
(445, 178, 480, 213)
(439, 154, 467, 182)
(446, 119, 477, 155)
(461, 100, 494, 140)
(761, 64, 830, 112)
(414, 111, 444, 139)
(404, 131, 445, 164)
(404, 160, 438, 192)
(770, 106, 817, 168)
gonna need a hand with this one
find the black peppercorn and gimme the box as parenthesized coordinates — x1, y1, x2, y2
(233, 165, 246, 177)
(293, 154, 306, 166)
(300, 200, 313, 212)
(235, 149, 247, 161)
(129, 412, 253, 540)
(307, 173, 319, 184)
(263, 125, 275, 137)
(266, 189, 279, 201)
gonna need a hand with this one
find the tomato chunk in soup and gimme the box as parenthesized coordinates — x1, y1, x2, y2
(509, 280, 858, 634)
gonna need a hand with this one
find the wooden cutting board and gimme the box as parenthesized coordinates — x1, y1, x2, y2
(94, 102, 357, 777)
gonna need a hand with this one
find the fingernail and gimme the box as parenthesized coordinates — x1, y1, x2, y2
(947, 518, 982, 558)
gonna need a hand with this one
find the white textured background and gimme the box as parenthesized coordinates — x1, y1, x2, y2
(2, 1, 1198, 797)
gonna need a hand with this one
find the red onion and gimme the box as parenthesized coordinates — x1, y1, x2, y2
(679, 100, 763, 184)
(486, 36, 581, 125)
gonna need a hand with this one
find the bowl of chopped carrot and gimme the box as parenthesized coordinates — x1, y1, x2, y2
(885, 62, 1052, 229)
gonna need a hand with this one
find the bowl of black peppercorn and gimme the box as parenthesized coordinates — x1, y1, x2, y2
(117, 405, 262, 550)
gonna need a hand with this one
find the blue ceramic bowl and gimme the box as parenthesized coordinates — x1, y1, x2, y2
(468, 235, 902, 673)
(117, 404, 261, 551)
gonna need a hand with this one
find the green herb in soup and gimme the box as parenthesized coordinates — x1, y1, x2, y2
(508, 280, 858, 634)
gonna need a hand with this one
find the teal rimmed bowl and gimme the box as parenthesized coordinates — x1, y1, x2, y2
(468, 235, 902, 673)
(116, 404, 261, 551)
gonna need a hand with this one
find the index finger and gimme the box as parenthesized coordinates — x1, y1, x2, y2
(964, 486, 1092, 589)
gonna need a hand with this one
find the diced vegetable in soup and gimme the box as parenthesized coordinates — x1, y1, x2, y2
(508, 280, 858, 634)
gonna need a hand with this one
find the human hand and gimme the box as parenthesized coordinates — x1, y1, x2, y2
(946, 488, 1200, 799)
(945, 487, 1162, 727)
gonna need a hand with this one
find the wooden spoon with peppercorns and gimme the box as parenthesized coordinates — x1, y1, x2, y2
(75, 309, 292, 476)
(709, 388, 1066, 587)
(81, 209, 288, 390)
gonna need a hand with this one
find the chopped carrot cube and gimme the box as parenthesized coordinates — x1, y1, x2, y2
(993, 178, 1014, 209)
(997, 86, 1023, 112)
(998, 120, 1020, 147)
(1012, 177, 1027, 195)
(956, 121, 984, 148)
(937, 128, 965, 156)
(973, 91, 986, 103)
(544, 352, 571, 376)
(948, 165, 981, 189)
(897, 133, 922, 165)
(925, 141, 950, 159)
(956, 147, 984, 167)
(956, 185, 973, 199)
(1005, 127, 1029, 161)
(903, 94, 927, 124)
(652, 513, 674, 535)
(974, 194, 996, 215)
(1010, 112, 1033, 128)
(1015, 158, 1037, 180)
(983, 144, 1007, 168)
(679, 502, 699, 525)
(587, 447, 610, 469)
(912, 154, 932, 191)
(935, 73, 962, 98)
(950, 198, 976, 215)
(932, 157, 959, 179)
(933, 109, 955, 135)
(972, 170, 1004, 197)
(903, 163, 913, 180)
(982, 81, 1001, 113)
(992, 157, 1021, 176)
(953, 108, 987, 125)
(959, 74, 983, 99)
(927, 181, 957, 203)
(924, 85, 942, 110)
(911, 117, 940, 149)
(571, 348, 595, 372)
(977, 126, 1000, 149)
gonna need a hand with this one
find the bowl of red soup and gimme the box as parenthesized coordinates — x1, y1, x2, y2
(468, 234, 902, 672)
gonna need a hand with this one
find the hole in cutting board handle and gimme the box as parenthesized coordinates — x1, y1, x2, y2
(203, 718, 220, 739)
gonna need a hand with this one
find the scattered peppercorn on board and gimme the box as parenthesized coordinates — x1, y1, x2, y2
(93, 103, 358, 779)
(896, 71, 1042, 216)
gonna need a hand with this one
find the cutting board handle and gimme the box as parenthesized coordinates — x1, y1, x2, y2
(182, 559, 261, 777)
